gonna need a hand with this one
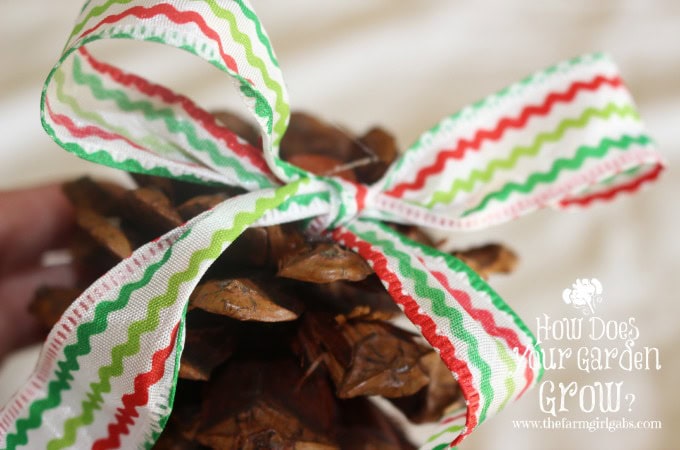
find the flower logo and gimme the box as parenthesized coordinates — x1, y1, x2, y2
(562, 278, 603, 315)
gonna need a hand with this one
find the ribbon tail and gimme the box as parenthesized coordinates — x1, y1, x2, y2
(0, 182, 306, 450)
(333, 218, 543, 447)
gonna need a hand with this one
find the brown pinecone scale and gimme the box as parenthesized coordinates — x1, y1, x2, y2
(29, 111, 518, 449)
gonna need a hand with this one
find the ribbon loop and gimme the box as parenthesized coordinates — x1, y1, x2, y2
(43, 0, 298, 188)
(378, 53, 664, 230)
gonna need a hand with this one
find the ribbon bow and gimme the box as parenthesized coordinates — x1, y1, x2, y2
(0, 1, 663, 449)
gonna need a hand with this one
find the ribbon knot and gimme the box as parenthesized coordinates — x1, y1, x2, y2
(304, 175, 373, 232)
(0, 1, 663, 449)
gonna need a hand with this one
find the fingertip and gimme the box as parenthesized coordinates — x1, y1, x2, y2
(0, 183, 76, 275)
(0, 263, 77, 360)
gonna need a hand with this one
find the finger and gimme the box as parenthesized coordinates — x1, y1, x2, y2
(0, 263, 77, 359)
(0, 184, 75, 276)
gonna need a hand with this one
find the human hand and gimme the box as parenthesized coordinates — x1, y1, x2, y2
(0, 184, 76, 360)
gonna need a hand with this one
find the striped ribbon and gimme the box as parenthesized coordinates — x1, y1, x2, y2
(0, 1, 663, 449)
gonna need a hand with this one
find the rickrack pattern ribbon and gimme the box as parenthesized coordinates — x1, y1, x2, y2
(0, 1, 664, 449)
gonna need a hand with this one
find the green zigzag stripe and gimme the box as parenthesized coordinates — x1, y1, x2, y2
(70, 54, 272, 188)
(234, 0, 279, 67)
(70, 52, 250, 171)
(78, 0, 94, 15)
(427, 424, 464, 443)
(81, 29, 267, 153)
(45, 43, 217, 186)
(201, 0, 289, 147)
(367, 218, 544, 380)
(387, 53, 608, 180)
(68, 0, 132, 43)
(67, 12, 285, 181)
(590, 165, 641, 191)
(44, 131, 216, 186)
(433, 444, 457, 450)
(54, 66, 187, 158)
(349, 222, 495, 423)
(325, 178, 349, 229)
(495, 339, 517, 412)
(426, 103, 640, 207)
(64, 6, 298, 181)
(605, 165, 641, 185)
(277, 191, 329, 212)
(47, 182, 302, 449)
(464, 134, 652, 216)
(4, 234, 185, 450)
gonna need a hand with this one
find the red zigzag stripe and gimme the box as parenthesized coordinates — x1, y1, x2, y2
(387, 75, 624, 197)
(91, 322, 181, 450)
(428, 269, 534, 399)
(332, 227, 478, 445)
(77, 46, 271, 176)
(79, 4, 239, 73)
(441, 411, 466, 425)
(46, 97, 207, 170)
(559, 163, 663, 208)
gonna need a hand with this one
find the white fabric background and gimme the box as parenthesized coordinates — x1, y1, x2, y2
(0, 1, 678, 449)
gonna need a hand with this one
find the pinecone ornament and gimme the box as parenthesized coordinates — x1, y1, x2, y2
(30, 111, 518, 450)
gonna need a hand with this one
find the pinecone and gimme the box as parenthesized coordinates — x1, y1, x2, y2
(29, 111, 518, 450)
